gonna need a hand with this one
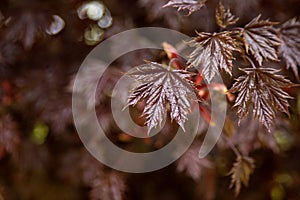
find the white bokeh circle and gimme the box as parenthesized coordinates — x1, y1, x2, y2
(72, 27, 227, 173)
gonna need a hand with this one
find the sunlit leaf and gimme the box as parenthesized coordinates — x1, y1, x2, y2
(126, 61, 197, 133)
(187, 31, 240, 82)
(242, 15, 280, 65)
(230, 67, 295, 131)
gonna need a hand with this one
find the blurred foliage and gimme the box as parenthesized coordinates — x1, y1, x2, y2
(0, 0, 299, 200)
(31, 123, 49, 145)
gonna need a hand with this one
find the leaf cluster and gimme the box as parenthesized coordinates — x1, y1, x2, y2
(126, 1, 300, 196)
(185, 2, 298, 131)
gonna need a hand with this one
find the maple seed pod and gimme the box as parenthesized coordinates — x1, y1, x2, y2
(78, 1, 105, 21)
(45, 15, 65, 35)
(97, 9, 113, 29)
(84, 24, 104, 45)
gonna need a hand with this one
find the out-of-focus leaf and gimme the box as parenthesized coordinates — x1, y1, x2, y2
(0, 41, 22, 67)
(81, 153, 105, 186)
(258, 129, 281, 153)
(31, 123, 49, 145)
(126, 61, 197, 133)
(1, 79, 17, 106)
(274, 131, 294, 151)
(70, 60, 121, 110)
(242, 15, 280, 65)
(19, 66, 72, 134)
(81, 154, 126, 199)
(278, 18, 300, 80)
(5, 11, 51, 49)
(0, 115, 20, 158)
(162, 0, 207, 15)
(270, 184, 285, 200)
(89, 172, 126, 200)
(176, 145, 213, 181)
(223, 0, 260, 18)
(228, 155, 255, 196)
(187, 31, 240, 82)
(215, 1, 239, 29)
(230, 67, 295, 131)
(227, 115, 281, 155)
(138, 0, 181, 29)
(0, 191, 3, 200)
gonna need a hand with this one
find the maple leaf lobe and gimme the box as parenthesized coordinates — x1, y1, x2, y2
(187, 31, 240, 82)
(230, 67, 294, 131)
(242, 15, 280, 65)
(126, 62, 197, 133)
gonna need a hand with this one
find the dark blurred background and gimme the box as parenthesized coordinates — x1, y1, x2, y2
(0, 0, 300, 199)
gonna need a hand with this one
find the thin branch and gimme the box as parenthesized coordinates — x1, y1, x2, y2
(245, 56, 257, 69)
